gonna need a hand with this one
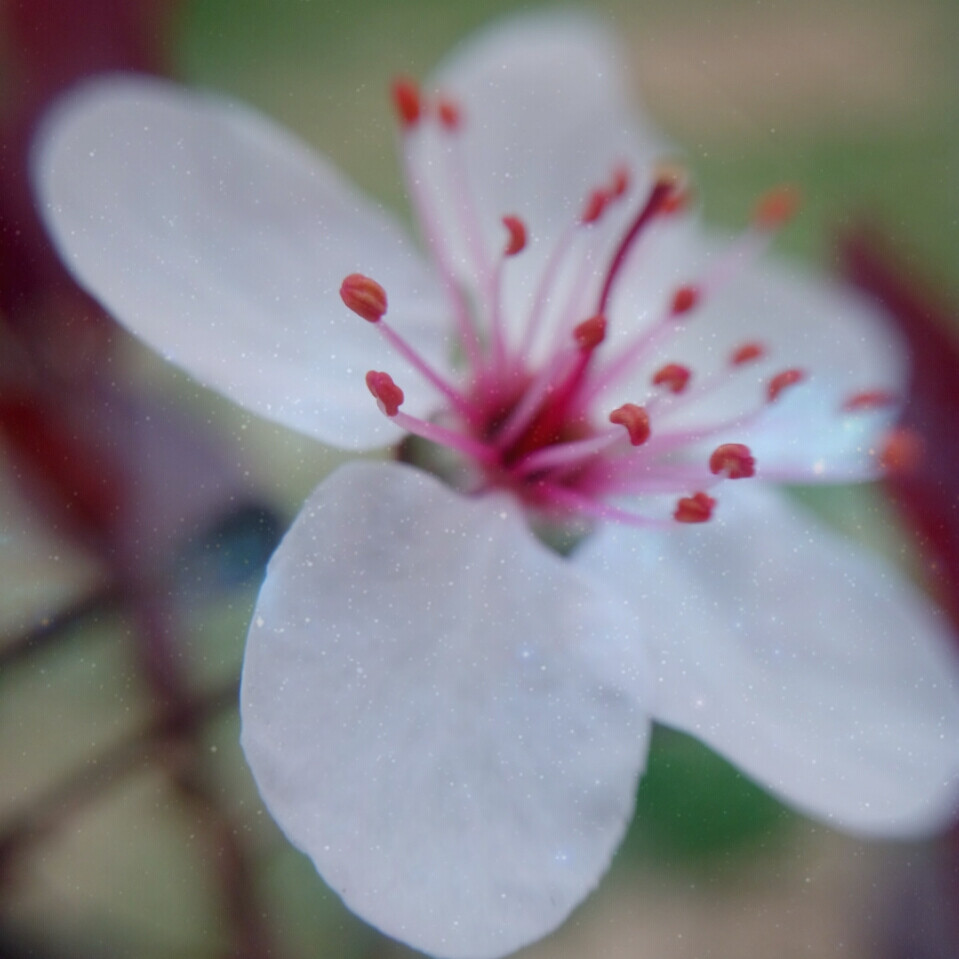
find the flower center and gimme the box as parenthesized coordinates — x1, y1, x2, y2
(338, 79, 896, 528)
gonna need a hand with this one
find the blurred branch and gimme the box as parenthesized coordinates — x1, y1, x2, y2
(0, 666, 280, 955)
(0, 583, 122, 671)
(0, 675, 239, 882)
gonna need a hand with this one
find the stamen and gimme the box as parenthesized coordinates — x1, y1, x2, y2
(435, 102, 498, 355)
(436, 96, 461, 130)
(495, 349, 577, 450)
(609, 165, 631, 199)
(731, 341, 766, 365)
(709, 443, 756, 479)
(522, 164, 631, 355)
(513, 430, 621, 477)
(753, 185, 801, 230)
(581, 166, 632, 223)
(345, 273, 470, 413)
(520, 222, 577, 354)
(674, 492, 716, 523)
(581, 189, 609, 225)
(502, 215, 527, 257)
(670, 285, 699, 317)
(573, 315, 607, 352)
(367, 370, 494, 462)
(652, 363, 691, 394)
(393, 94, 483, 368)
(767, 368, 805, 402)
(842, 389, 898, 412)
(340, 273, 387, 323)
(366, 370, 404, 416)
(609, 404, 651, 446)
(391, 77, 423, 129)
(662, 186, 692, 216)
(596, 172, 677, 314)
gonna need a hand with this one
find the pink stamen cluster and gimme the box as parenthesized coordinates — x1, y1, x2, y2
(337, 79, 883, 528)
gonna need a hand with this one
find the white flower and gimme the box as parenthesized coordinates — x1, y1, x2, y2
(34, 13, 959, 959)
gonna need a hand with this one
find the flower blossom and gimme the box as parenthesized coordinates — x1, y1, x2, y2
(33, 14, 959, 959)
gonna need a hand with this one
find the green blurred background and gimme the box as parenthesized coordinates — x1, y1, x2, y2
(2, 0, 957, 956)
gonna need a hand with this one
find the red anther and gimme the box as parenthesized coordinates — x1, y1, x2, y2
(609, 165, 631, 199)
(731, 341, 765, 365)
(652, 363, 691, 394)
(670, 284, 699, 317)
(502, 215, 527, 256)
(879, 427, 924, 474)
(609, 403, 651, 446)
(573, 314, 607, 351)
(391, 77, 422, 129)
(365, 371, 404, 417)
(581, 189, 609, 225)
(841, 389, 898, 412)
(661, 187, 692, 216)
(709, 443, 756, 479)
(674, 491, 716, 523)
(436, 96, 461, 130)
(753, 185, 801, 230)
(340, 273, 388, 323)
(767, 368, 805, 402)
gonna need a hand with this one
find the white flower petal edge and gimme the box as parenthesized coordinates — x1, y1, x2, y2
(33, 75, 449, 449)
(240, 460, 653, 959)
(575, 483, 959, 836)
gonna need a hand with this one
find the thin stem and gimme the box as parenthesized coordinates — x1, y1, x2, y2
(514, 429, 621, 477)
(377, 321, 471, 416)
(399, 135, 484, 370)
(391, 411, 496, 464)
(596, 180, 673, 315)
(0, 583, 122, 671)
(0, 676, 238, 881)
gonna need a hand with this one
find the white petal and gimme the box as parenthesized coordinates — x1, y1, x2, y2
(574, 484, 959, 837)
(241, 461, 652, 959)
(34, 76, 450, 449)
(409, 13, 668, 343)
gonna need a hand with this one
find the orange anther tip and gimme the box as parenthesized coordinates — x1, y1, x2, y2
(674, 491, 716, 524)
(652, 362, 691, 394)
(437, 96, 461, 130)
(340, 273, 388, 323)
(767, 368, 805, 402)
(609, 403, 651, 446)
(731, 341, 765, 366)
(671, 285, 699, 317)
(502, 215, 527, 256)
(391, 77, 422, 129)
(609, 165, 631, 199)
(709, 443, 756, 479)
(365, 370, 404, 417)
(753, 185, 801, 230)
(581, 189, 608, 225)
(662, 187, 692, 216)
(573, 314, 607, 351)
(879, 427, 924, 474)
